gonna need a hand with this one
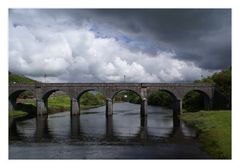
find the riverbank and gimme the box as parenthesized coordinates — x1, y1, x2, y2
(9, 110, 28, 119)
(180, 110, 231, 159)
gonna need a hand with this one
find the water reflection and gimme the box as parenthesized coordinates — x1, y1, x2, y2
(137, 117, 148, 140)
(169, 117, 185, 141)
(9, 103, 195, 143)
(105, 116, 114, 139)
(35, 116, 52, 140)
(70, 116, 81, 138)
(9, 103, 210, 159)
(10, 115, 190, 144)
(9, 119, 24, 141)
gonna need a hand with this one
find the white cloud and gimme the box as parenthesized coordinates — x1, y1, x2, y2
(9, 24, 72, 77)
(9, 10, 215, 83)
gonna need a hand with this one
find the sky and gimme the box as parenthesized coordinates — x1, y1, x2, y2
(9, 9, 231, 83)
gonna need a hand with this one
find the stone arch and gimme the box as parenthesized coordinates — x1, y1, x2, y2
(111, 89, 143, 100)
(148, 89, 177, 104)
(76, 88, 107, 114)
(183, 88, 212, 100)
(147, 89, 180, 115)
(182, 89, 211, 111)
(9, 89, 34, 100)
(183, 89, 210, 100)
(77, 89, 106, 101)
(147, 88, 179, 99)
(41, 89, 71, 100)
(38, 89, 71, 115)
(9, 89, 36, 111)
(110, 89, 144, 116)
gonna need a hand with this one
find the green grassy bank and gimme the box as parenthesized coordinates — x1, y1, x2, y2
(9, 72, 36, 84)
(180, 110, 231, 159)
(9, 110, 28, 119)
(47, 95, 104, 113)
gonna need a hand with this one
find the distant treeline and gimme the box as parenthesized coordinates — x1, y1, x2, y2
(113, 91, 141, 104)
(80, 92, 105, 106)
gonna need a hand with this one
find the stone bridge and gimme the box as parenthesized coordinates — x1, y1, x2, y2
(9, 83, 215, 116)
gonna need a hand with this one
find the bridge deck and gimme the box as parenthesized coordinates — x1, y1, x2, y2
(9, 82, 214, 87)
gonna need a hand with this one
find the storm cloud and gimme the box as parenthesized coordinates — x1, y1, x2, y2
(9, 9, 231, 83)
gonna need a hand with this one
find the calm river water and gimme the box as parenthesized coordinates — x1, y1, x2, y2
(9, 102, 211, 159)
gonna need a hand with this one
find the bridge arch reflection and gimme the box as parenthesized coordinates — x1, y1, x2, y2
(9, 110, 192, 144)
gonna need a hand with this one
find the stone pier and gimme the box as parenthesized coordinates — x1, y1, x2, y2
(140, 98, 148, 117)
(106, 98, 113, 116)
(36, 99, 47, 115)
(71, 98, 80, 115)
(173, 99, 182, 116)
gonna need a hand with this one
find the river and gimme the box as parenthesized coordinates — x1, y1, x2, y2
(9, 102, 211, 159)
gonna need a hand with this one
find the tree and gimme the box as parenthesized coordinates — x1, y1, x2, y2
(184, 67, 231, 111)
(148, 91, 173, 108)
(80, 92, 99, 106)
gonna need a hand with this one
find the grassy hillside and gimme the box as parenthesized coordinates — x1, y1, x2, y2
(9, 72, 37, 84)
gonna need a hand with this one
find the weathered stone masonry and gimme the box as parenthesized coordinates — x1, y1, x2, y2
(9, 83, 215, 117)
